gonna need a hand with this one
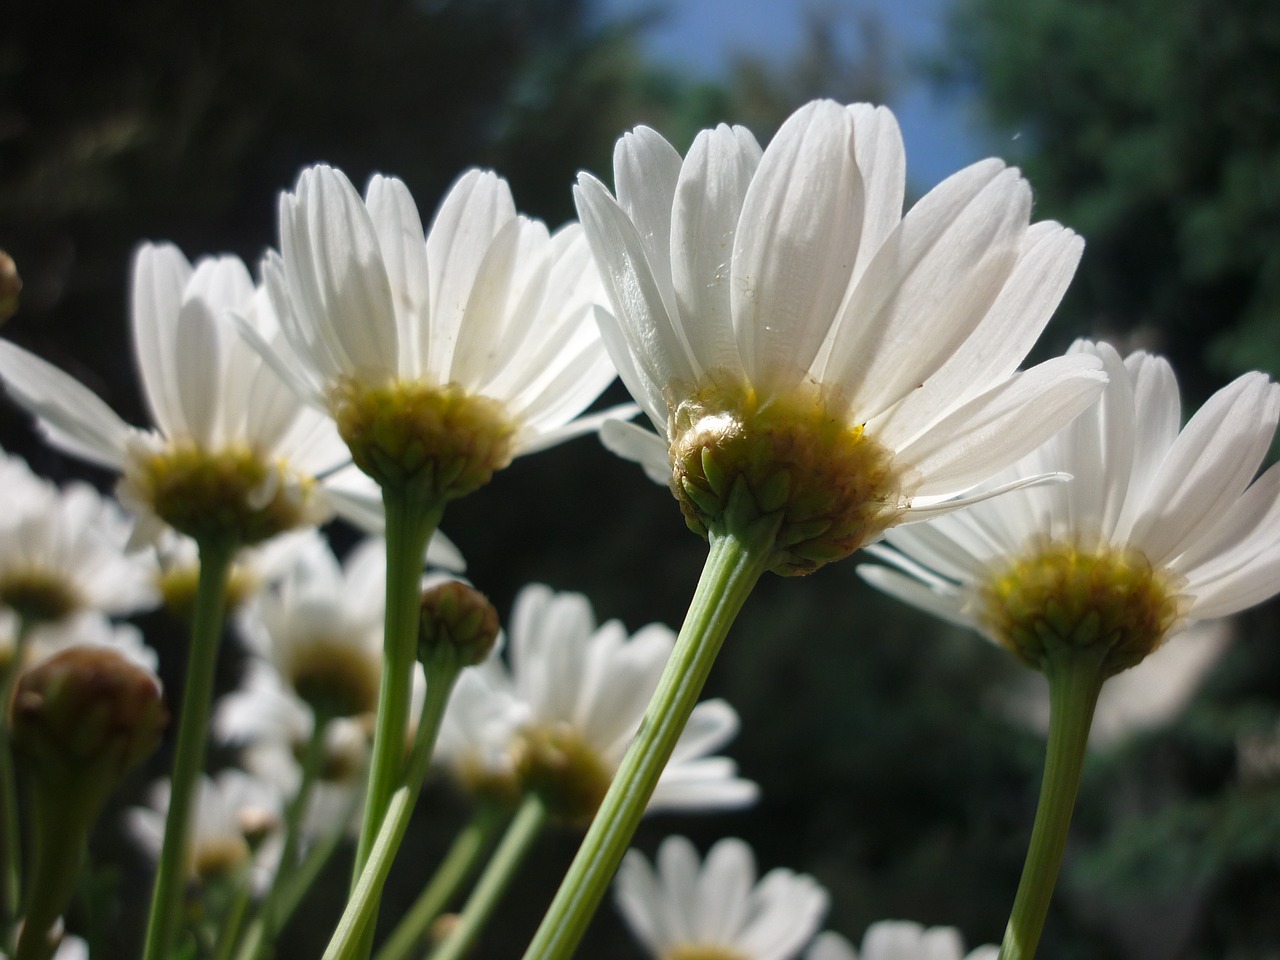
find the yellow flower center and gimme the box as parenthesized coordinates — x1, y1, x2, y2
(664, 947, 749, 960)
(287, 640, 381, 720)
(158, 564, 257, 621)
(330, 378, 517, 499)
(977, 539, 1188, 676)
(514, 724, 614, 826)
(669, 373, 910, 575)
(191, 836, 251, 882)
(0, 570, 83, 624)
(125, 441, 314, 546)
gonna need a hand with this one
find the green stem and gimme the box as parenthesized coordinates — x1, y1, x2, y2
(327, 659, 461, 960)
(257, 714, 331, 954)
(0, 621, 32, 945)
(522, 523, 776, 960)
(211, 880, 255, 960)
(234, 781, 362, 960)
(431, 794, 548, 960)
(14, 778, 100, 960)
(142, 536, 237, 960)
(375, 802, 507, 960)
(998, 648, 1106, 960)
(352, 489, 443, 888)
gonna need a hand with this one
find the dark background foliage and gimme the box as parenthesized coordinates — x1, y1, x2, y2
(2, 0, 1279, 956)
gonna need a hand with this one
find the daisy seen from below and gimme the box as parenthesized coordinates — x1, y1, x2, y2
(0, 241, 374, 960)
(614, 835, 829, 960)
(807, 924, 997, 960)
(526, 98, 1105, 959)
(418, 584, 756, 960)
(253, 163, 629, 896)
(857, 339, 1280, 959)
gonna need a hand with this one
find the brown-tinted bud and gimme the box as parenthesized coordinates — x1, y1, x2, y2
(11, 645, 168, 787)
(0, 250, 20, 324)
(418, 581, 500, 669)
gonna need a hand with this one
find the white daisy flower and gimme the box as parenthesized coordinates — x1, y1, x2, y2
(438, 583, 758, 821)
(127, 770, 283, 890)
(859, 340, 1280, 675)
(614, 835, 829, 960)
(249, 164, 627, 500)
(0, 243, 365, 547)
(575, 99, 1106, 574)
(806, 923, 997, 960)
(0, 452, 157, 625)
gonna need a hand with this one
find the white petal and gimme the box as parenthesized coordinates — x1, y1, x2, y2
(732, 100, 863, 391)
(282, 165, 399, 381)
(1123, 372, 1280, 563)
(670, 124, 760, 379)
(894, 354, 1107, 497)
(846, 103, 906, 288)
(173, 296, 223, 446)
(825, 161, 1030, 419)
(599, 418, 671, 485)
(856, 564, 974, 630)
(872, 224, 1083, 445)
(575, 176, 698, 392)
(613, 125, 684, 321)
(0, 340, 132, 469)
(364, 175, 431, 380)
(131, 243, 192, 438)
(424, 169, 517, 379)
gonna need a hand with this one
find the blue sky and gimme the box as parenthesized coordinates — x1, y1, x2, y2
(593, 0, 992, 188)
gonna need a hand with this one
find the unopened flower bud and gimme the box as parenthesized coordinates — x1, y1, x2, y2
(0, 250, 20, 324)
(418, 581, 500, 669)
(10, 645, 168, 790)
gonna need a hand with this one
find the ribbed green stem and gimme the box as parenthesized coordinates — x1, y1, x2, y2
(0, 620, 32, 946)
(431, 794, 548, 960)
(998, 647, 1106, 960)
(352, 488, 443, 892)
(257, 714, 331, 954)
(522, 522, 776, 960)
(375, 802, 507, 960)
(142, 536, 237, 960)
(329, 659, 461, 960)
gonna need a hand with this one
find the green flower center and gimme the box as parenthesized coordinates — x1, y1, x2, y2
(0, 570, 83, 624)
(126, 442, 313, 546)
(515, 724, 614, 826)
(669, 374, 910, 575)
(330, 378, 516, 499)
(977, 539, 1188, 676)
(665, 946, 749, 960)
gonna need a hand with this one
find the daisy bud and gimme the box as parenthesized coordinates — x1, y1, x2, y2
(417, 581, 500, 669)
(0, 250, 19, 324)
(11, 645, 167, 790)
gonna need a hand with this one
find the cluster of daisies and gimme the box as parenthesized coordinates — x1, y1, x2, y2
(1, 94, 1278, 960)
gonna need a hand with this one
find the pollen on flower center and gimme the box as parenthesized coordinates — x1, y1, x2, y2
(664, 946, 750, 960)
(123, 440, 314, 546)
(0, 570, 83, 624)
(514, 723, 614, 826)
(977, 539, 1189, 676)
(287, 641, 381, 720)
(669, 374, 910, 576)
(329, 378, 517, 499)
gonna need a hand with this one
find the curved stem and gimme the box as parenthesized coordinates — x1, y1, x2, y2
(375, 802, 507, 960)
(1, 620, 32, 945)
(328, 659, 460, 960)
(258, 714, 331, 953)
(353, 489, 443, 888)
(142, 536, 237, 960)
(430, 794, 548, 960)
(522, 523, 776, 960)
(998, 648, 1106, 960)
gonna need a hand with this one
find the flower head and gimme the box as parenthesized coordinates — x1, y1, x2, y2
(860, 340, 1280, 675)
(254, 165, 624, 498)
(576, 100, 1105, 574)
(806, 924, 996, 960)
(614, 835, 829, 960)
(435, 584, 757, 821)
(0, 244, 365, 546)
